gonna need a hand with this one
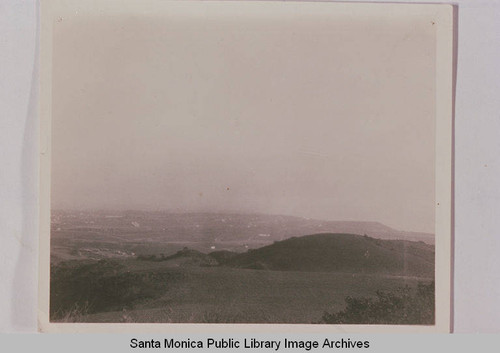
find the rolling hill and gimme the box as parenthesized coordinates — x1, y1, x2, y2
(216, 233, 434, 278)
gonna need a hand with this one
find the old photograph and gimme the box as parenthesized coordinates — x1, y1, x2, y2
(39, 0, 453, 332)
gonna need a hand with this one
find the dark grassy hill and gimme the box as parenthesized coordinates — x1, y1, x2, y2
(220, 233, 434, 277)
(137, 248, 218, 267)
(208, 250, 239, 264)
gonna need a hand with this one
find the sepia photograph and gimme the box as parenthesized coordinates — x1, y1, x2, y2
(39, 0, 453, 333)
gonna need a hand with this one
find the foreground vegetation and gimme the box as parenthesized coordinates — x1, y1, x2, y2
(50, 257, 433, 324)
(50, 260, 183, 321)
(320, 282, 434, 325)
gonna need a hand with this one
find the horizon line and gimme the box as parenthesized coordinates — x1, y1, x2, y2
(51, 208, 435, 235)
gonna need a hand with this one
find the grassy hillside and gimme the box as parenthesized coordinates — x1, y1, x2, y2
(221, 233, 434, 277)
(56, 265, 429, 324)
(50, 232, 435, 323)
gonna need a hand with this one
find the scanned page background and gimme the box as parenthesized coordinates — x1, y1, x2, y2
(1, 0, 500, 333)
(38, 0, 451, 332)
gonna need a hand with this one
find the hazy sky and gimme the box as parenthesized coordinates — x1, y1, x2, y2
(51, 6, 436, 233)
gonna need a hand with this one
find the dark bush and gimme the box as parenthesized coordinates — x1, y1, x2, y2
(50, 260, 173, 320)
(320, 282, 434, 325)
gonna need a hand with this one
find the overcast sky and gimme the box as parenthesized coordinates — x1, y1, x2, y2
(51, 5, 436, 233)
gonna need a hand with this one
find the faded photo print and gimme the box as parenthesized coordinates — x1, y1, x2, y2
(40, 1, 453, 331)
